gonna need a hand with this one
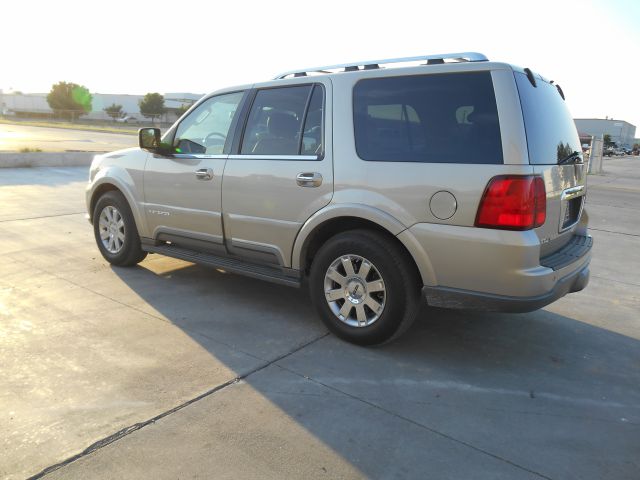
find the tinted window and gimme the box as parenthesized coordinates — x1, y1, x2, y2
(174, 92, 243, 155)
(353, 72, 503, 164)
(514, 72, 581, 164)
(301, 85, 324, 155)
(241, 86, 312, 155)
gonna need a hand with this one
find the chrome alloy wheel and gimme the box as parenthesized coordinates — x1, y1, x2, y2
(98, 205, 125, 254)
(323, 254, 386, 327)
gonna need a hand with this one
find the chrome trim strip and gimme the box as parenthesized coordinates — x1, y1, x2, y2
(559, 186, 586, 233)
(561, 185, 585, 201)
(173, 154, 228, 159)
(228, 155, 318, 161)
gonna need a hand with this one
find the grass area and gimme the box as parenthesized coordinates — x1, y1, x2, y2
(18, 147, 43, 153)
(0, 117, 139, 135)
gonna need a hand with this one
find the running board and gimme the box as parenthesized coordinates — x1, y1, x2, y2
(142, 243, 301, 288)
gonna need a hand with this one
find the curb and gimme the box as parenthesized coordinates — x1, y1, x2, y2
(0, 152, 100, 168)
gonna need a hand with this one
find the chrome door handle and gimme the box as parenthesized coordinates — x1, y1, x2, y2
(296, 172, 322, 187)
(195, 168, 214, 180)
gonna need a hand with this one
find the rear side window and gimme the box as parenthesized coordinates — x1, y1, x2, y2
(514, 72, 581, 165)
(353, 71, 503, 164)
(241, 85, 324, 156)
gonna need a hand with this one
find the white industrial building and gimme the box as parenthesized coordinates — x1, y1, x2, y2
(0, 90, 203, 122)
(574, 118, 636, 148)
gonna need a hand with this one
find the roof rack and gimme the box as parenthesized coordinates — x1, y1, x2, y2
(274, 52, 488, 79)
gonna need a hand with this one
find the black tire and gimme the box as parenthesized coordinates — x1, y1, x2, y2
(309, 229, 421, 346)
(93, 191, 147, 266)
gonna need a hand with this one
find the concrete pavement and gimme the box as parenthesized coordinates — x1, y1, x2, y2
(1, 158, 639, 479)
(0, 123, 137, 152)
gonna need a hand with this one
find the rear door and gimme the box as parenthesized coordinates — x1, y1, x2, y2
(514, 72, 587, 256)
(221, 81, 332, 267)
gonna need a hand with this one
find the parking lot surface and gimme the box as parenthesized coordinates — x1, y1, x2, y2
(1, 157, 639, 479)
(0, 123, 136, 152)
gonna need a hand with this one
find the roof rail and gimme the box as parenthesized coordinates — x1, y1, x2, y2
(274, 52, 488, 79)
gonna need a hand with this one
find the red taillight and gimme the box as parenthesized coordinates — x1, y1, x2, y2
(475, 176, 546, 230)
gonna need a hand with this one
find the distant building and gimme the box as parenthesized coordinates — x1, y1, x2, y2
(0, 92, 50, 117)
(0, 91, 203, 122)
(574, 118, 636, 148)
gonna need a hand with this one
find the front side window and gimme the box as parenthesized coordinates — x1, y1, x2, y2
(174, 91, 244, 155)
(241, 85, 323, 156)
(353, 72, 503, 164)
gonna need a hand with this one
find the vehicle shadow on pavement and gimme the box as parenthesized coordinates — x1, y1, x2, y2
(107, 258, 640, 480)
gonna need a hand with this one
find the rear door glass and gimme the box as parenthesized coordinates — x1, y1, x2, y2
(241, 86, 312, 155)
(353, 71, 503, 164)
(301, 86, 324, 155)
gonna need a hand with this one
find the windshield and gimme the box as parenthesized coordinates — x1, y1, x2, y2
(515, 72, 581, 165)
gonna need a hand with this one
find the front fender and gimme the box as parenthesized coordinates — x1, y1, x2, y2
(88, 163, 148, 237)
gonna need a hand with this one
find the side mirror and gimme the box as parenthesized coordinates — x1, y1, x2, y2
(139, 127, 161, 151)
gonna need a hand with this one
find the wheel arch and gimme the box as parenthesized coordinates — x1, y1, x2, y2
(292, 204, 436, 285)
(89, 177, 147, 236)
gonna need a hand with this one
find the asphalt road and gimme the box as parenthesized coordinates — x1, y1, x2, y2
(1, 157, 639, 479)
(0, 123, 137, 152)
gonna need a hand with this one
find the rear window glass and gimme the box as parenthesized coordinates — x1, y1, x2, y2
(514, 72, 581, 164)
(353, 71, 503, 164)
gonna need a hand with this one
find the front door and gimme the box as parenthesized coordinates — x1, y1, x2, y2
(222, 82, 333, 267)
(143, 91, 245, 253)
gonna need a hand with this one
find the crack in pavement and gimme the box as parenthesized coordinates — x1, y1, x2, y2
(589, 227, 640, 238)
(27, 332, 330, 479)
(398, 399, 640, 427)
(275, 363, 555, 480)
(0, 212, 85, 223)
(586, 202, 640, 211)
(592, 274, 640, 289)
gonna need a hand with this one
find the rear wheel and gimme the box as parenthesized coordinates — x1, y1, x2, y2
(93, 191, 147, 266)
(309, 230, 421, 345)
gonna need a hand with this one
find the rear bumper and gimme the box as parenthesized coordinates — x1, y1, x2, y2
(424, 263, 590, 313)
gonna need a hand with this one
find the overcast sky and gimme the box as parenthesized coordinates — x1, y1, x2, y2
(2, 0, 639, 129)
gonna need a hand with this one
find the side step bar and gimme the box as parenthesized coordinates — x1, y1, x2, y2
(142, 243, 301, 288)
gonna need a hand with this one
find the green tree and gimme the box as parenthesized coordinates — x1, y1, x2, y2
(104, 103, 123, 121)
(175, 103, 189, 118)
(139, 93, 165, 122)
(603, 134, 613, 147)
(46, 81, 92, 121)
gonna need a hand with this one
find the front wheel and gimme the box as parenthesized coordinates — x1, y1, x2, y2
(309, 230, 421, 345)
(93, 191, 147, 266)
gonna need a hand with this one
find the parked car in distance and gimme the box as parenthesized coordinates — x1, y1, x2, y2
(86, 52, 591, 345)
(115, 115, 137, 123)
